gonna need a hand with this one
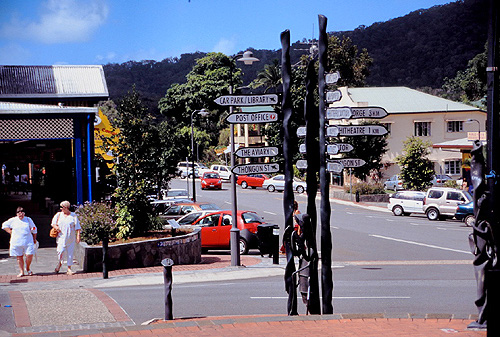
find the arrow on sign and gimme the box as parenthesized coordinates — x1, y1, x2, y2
(231, 163, 280, 175)
(326, 90, 342, 103)
(226, 112, 278, 124)
(336, 158, 366, 168)
(336, 125, 387, 136)
(327, 161, 344, 173)
(350, 107, 388, 119)
(235, 146, 279, 158)
(214, 94, 279, 106)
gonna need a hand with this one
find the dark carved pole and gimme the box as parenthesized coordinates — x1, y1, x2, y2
(318, 14, 333, 314)
(281, 29, 297, 316)
(304, 59, 321, 314)
(102, 234, 108, 279)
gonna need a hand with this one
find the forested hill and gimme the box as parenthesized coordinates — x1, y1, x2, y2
(103, 0, 488, 109)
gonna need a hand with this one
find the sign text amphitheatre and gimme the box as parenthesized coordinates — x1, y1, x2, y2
(226, 112, 278, 124)
(235, 146, 279, 158)
(231, 163, 280, 175)
(214, 94, 278, 106)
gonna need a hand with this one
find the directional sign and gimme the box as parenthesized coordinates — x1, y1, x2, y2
(297, 126, 307, 138)
(235, 146, 279, 158)
(327, 143, 354, 155)
(325, 71, 341, 84)
(350, 107, 388, 119)
(226, 112, 278, 124)
(327, 161, 344, 173)
(326, 107, 352, 120)
(231, 163, 280, 175)
(296, 160, 307, 170)
(299, 144, 306, 154)
(335, 158, 366, 168)
(326, 90, 342, 103)
(336, 125, 387, 136)
(214, 94, 279, 106)
(326, 126, 339, 137)
(326, 106, 388, 120)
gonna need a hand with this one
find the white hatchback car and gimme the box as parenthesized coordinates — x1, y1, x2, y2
(262, 175, 306, 193)
(387, 191, 426, 216)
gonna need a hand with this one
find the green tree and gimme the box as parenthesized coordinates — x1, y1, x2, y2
(339, 121, 388, 180)
(250, 59, 281, 93)
(396, 136, 434, 191)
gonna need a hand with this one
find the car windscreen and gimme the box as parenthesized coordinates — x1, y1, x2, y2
(242, 212, 264, 224)
(200, 203, 221, 210)
(204, 173, 219, 179)
(178, 213, 202, 225)
(167, 190, 188, 197)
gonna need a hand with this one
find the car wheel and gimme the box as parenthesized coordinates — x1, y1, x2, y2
(296, 185, 305, 194)
(241, 181, 248, 189)
(188, 173, 193, 179)
(392, 205, 404, 216)
(426, 207, 440, 221)
(239, 238, 249, 255)
(464, 214, 475, 227)
(267, 185, 276, 192)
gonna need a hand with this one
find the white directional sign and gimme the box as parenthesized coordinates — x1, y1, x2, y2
(327, 143, 354, 155)
(226, 112, 278, 124)
(299, 144, 306, 154)
(325, 71, 341, 84)
(326, 106, 388, 120)
(326, 126, 339, 137)
(296, 160, 308, 169)
(235, 146, 279, 158)
(335, 158, 366, 168)
(327, 161, 344, 173)
(336, 125, 387, 136)
(326, 90, 342, 103)
(297, 126, 307, 138)
(214, 94, 279, 106)
(231, 163, 280, 175)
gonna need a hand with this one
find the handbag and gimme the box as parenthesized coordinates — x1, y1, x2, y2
(49, 213, 61, 238)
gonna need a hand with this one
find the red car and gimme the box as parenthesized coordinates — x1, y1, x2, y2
(236, 174, 269, 189)
(201, 172, 222, 190)
(190, 210, 265, 254)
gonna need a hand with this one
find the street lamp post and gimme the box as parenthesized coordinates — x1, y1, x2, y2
(191, 109, 209, 203)
(229, 51, 259, 266)
(466, 118, 481, 140)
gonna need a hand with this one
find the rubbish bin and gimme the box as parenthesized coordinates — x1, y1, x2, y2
(257, 224, 279, 264)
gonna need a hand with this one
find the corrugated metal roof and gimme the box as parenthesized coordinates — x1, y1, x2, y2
(0, 101, 97, 115)
(0, 65, 108, 98)
(334, 87, 483, 114)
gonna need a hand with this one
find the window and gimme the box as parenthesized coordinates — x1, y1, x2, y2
(445, 160, 461, 175)
(414, 122, 431, 136)
(447, 191, 465, 202)
(447, 121, 463, 132)
(428, 190, 443, 199)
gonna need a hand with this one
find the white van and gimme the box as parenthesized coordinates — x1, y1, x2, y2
(210, 164, 232, 180)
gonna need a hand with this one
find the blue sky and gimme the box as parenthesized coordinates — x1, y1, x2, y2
(0, 0, 453, 66)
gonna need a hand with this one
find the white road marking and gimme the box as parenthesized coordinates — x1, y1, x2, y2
(264, 211, 277, 215)
(436, 227, 470, 232)
(369, 234, 470, 254)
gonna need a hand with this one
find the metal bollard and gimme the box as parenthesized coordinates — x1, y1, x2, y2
(272, 225, 279, 265)
(102, 236, 108, 279)
(161, 258, 174, 320)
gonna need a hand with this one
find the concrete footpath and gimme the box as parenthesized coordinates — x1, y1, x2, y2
(0, 199, 486, 336)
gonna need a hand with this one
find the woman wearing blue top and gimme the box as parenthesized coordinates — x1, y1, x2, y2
(2, 207, 37, 277)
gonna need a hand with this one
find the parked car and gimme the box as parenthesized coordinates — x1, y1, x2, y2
(387, 191, 426, 216)
(162, 188, 190, 200)
(423, 187, 472, 220)
(455, 201, 475, 227)
(157, 202, 221, 221)
(432, 174, 454, 186)
(262, 175, 306, 193)
(188, 210, 267, 254)
(176, 210, 222, 226)
(384, 175, 403, 191)
(237, 174, 269, 189)
(150, 198, 193, 214)
(176, 162, 210, 179)
(210, 164, 232, 180)
(201, 172, 222, 190)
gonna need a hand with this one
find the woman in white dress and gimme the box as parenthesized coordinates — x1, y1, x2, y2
(51, 200, 81, 275)
(2, 207, 37, 277)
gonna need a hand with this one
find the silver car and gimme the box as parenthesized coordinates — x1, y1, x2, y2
(383, 175, 403, 191)
(423, 187, 472, 220)
(262, 175, 306, 193)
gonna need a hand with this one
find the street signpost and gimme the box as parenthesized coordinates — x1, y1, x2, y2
(327, 125, 387, 136)
(332, 158, 366, 168)
(231, 163, 280, 175)
(235, 146, 279, 158)
(327, 143, 354, 155)
(226, 112, 278, 124)
(326, 90, 342, 103)
(214, 94, 278, 106)
(327, 161, 343, 173)
(326, 106, 388, 120)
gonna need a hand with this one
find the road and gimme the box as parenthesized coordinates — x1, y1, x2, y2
(98, 178, 478, 322)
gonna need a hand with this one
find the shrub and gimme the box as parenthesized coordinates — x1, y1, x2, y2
(344, 181, 385, 195)
(444, 180, 460, 189)
(77, 202, 117, 245)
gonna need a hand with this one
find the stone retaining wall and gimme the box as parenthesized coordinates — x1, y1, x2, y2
(331, 190, 390, 203)
(75, 226, 201, 272)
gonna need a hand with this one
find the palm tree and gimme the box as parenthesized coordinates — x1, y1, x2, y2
(251, 59, 281, 93)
